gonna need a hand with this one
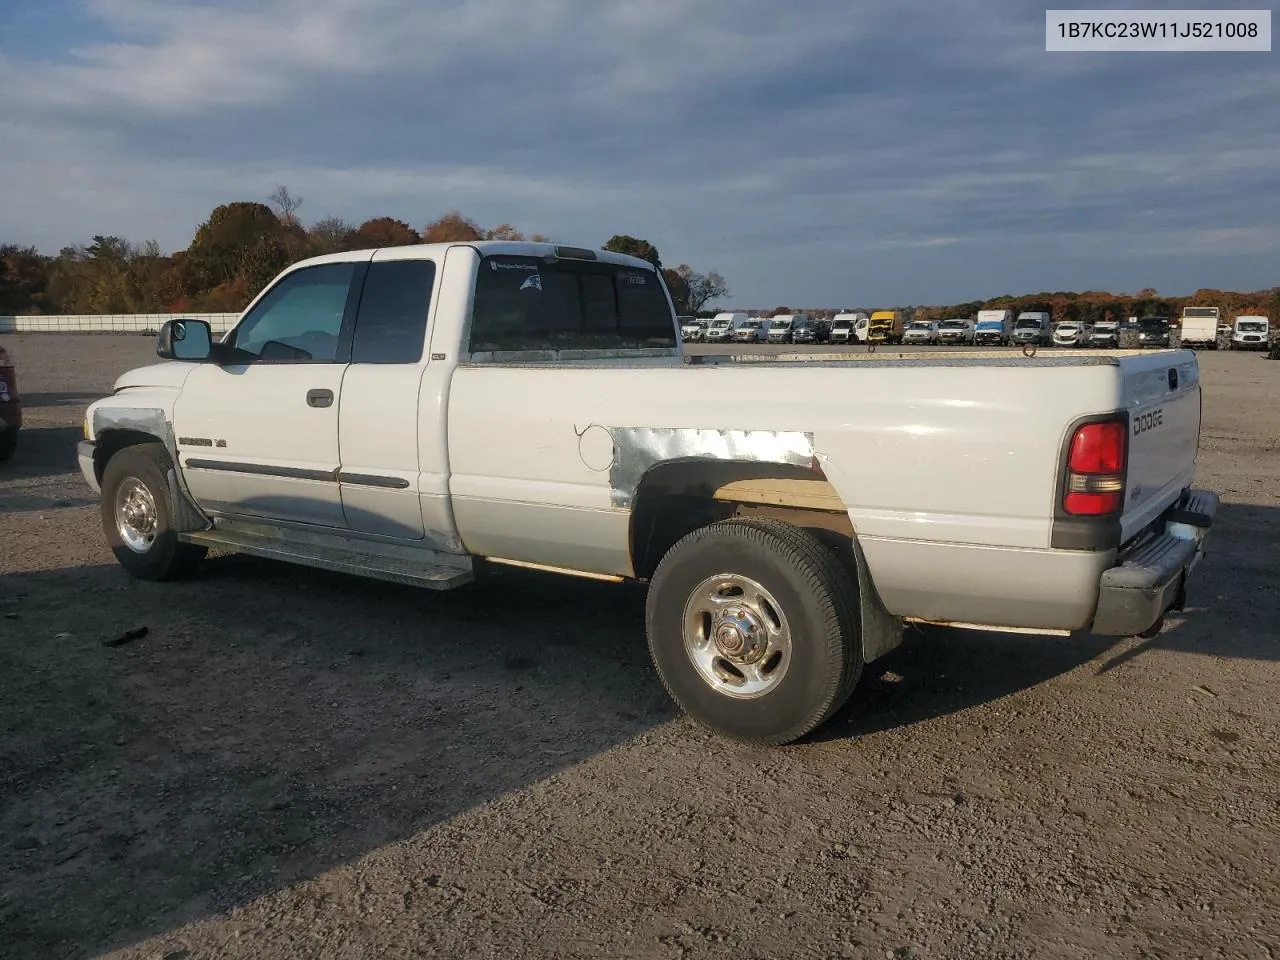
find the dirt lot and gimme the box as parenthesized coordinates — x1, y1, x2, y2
(2, 335, 1278, 960)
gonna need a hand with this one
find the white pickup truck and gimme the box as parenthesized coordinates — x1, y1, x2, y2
(77, 241, 1219, 745)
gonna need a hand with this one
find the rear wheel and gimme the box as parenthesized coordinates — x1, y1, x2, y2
(0, 428, 16, 463)
(101, 444, 207, 581)
(645, 518, 862, 745)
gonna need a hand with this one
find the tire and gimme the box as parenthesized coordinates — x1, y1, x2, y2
(100, 443, 207, 581)
(0, 428, 16, 463)
(645, 518, 862, 745)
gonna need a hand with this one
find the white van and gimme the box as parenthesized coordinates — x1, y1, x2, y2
(767, 313, 809, 344)
(1011, 312, 1053, 347)
(1230, 315, 1270, 350)
(705, 311, 746, 343)
(1052, 320, 1093, 348)
(936, 318, 976, 345)
(731, 316, 769, 343)
(829, 311, 869, 343)
(902, 319, 940, 345)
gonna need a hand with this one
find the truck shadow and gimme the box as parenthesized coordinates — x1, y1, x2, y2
(0, 558, 672, 959)
(0, 500, 1268, 957)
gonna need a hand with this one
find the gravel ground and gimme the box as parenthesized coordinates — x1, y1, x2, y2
(1, 335, 1278, 960)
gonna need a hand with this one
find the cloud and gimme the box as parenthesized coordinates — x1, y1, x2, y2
(2, 0, 1278, 305)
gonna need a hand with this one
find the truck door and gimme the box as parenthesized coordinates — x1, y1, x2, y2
(172, 259, 366, 528)
(336, 251, 439, 540)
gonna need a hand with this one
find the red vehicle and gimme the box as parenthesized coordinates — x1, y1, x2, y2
(0, 341, 21, 462)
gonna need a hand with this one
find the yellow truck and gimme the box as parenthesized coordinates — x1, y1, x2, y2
(868, 309, 906, 344)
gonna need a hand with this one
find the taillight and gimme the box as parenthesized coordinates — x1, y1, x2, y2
(1063, 419, 1126, 516)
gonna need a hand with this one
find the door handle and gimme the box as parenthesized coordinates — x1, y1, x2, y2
(307, 388, 334, 408)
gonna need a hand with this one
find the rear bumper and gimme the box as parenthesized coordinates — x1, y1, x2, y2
(1090, 489, 1219, 636)
(78, 440, 101, 493)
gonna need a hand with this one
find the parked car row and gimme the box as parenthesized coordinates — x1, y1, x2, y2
(680, 308, 1272, 353)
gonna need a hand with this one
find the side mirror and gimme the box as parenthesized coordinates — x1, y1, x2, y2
(157, 318, 213, 361)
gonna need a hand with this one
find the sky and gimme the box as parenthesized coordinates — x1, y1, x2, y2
(1, 0, 1277, 307)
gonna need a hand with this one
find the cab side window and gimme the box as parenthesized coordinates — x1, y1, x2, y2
(229, 263, 357, 362)
(350, 259, 436, 364)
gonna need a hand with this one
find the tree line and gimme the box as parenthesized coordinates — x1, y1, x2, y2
(0, 186, 730, 317)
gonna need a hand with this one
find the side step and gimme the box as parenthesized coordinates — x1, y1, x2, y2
(180, 522, 474, 591)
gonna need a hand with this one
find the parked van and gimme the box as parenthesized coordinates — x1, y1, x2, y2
(1230, 315, 1270, 350)
(678, 316, 703, 342)
(902, 319, 940, 345)
(1089, 320, 1120, 348)
(705, 311, 745, 342)
(935, 318, 976, 345)
(1012, 311, 1053, 346)
(767, 313, 809, 344)
(974, 309, 1013, 346)
(1052, 320, 1093, 348)
(731, 316, 769, 343)
(829, 312, 869, 343)
(868, 309, 905, 344)
(1180, 306, 1220, 350)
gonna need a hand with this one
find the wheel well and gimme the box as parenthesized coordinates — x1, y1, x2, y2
(94, 429, 165, 484)
(628, 460, 857, 580)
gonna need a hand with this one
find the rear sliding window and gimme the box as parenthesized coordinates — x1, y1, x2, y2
(470, 255, 676, 353)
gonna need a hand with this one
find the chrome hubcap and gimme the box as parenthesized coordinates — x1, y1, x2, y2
(115, 477, 158, 553)
(683, 574, 792, 699)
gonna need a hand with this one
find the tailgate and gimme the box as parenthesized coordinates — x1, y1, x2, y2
(1118, 351, 1201, 542)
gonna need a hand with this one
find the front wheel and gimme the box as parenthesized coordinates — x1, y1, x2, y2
(100, 444, 207, 581)
(645, 518, 862, 745)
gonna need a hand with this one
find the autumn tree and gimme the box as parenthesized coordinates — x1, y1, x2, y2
(662, 268, 691, 314)
(186, 202, 291, 308)
(603, 234, 662, 268)
(423, 211, 483, 243)
(354, 217, 419, 248)
(0, 245, 52, 314)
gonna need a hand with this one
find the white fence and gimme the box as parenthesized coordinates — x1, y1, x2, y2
(0, 313, 240, 334)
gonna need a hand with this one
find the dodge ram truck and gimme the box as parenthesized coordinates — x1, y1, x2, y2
(77, 241, 1219, 745)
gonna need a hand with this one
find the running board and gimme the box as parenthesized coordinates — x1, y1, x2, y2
(180, 520, 474, 591)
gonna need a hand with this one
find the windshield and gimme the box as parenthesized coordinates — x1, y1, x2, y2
(940, 320, 966, 329)
(710, 320, 730, 328)
(770, 319, 791, 328)
(1238, 321, 1267, 332)
(1015, 318, 1044, 328)
(831, 321, 851, 329)
(740, 320, 760, 329)
(907, 322, 931, 330)
(1139, 318, 1169, 332)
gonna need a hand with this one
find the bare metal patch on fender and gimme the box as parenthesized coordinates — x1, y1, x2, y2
(606, 427, 815, 508)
